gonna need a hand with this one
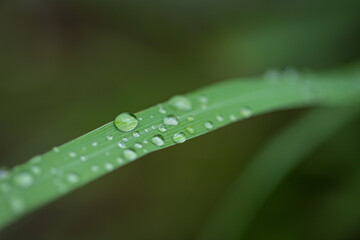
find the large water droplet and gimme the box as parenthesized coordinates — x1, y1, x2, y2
(169, 95, 192, 111)
(114, 112, 138, 132)
(13, 171, 34, 188)
(123, 149, 137, 161)
(164, 114, 179, 126)
(66, 173, 79, 183)
(241, 107, 253, 118)
(173, 132, 186, 144)
(151, 135, 165, 146)
(204, 121, 214, 130)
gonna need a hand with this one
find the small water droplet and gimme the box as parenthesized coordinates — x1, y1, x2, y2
(105, 152, 110, 156)
(151, 125, 156, 130)
(80, 155, 87, 162)
(199, 95, 208, 103)
(91, 165, 99, 172)
(186, 127, 195, 134)
(10, 197, 24, 213)
(158, 105, 167, 114)
(169, 95, 192, 111)
(229, 114, 236, 121)
(133, 131, 140, 137)
(116, 158, 124, 164)
(122, 137, 128, 142)
(151, 135, 165, 146)
(164, 114, 179, 126)
(264, 68, 281, 83)
(69, 152, 77, 158)
(204, 121, 214, 130)
(283, 67, 299, 82)
(13, 171, 34, 188)
(139, 117, 143, 121)
(50, 167, 58, 175)
(201, 104, 207, 110)
(135, 143, 143, 149)
(241, 107, 253, 118)
(158, 124, 167, 132)
(114, 112, 138, 132)
(187, 115, 194, 121)
(118, 142, 126, 149)
(123, 149, 137, 161)
(0, 169, 9, 179)
(143, 139, 149, 144)
(173, 132, 186, 143)
(66, 173, 79, 183)
(92, 142, 98, 147)
(145, 129, 149, 132)
(30, 156, 42, 164)
(216, 115, 224, 122)
(107, 135, 113, 141)
(31, 165, 41, 175)
(150, 115, 154, 118)
(105, 162, 114, 171)
(53, 147, 60, 153)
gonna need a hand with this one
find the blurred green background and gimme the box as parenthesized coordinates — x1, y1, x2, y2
(1, 0, 360, 239)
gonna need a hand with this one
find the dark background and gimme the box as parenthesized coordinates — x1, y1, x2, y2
(1, 0, 360, 239)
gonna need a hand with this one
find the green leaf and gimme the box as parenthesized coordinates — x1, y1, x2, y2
(1, 65, 360, 230)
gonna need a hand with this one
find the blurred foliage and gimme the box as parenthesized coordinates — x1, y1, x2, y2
(0, 0, 359, 239)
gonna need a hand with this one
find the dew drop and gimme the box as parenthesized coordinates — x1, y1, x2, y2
(105, 162, 114, 171)
(187, 115, 194, 121)
(139, 117, 143, 121)
(30, 156, 42, 164)
(0, 169, 9, 179)
(66, 173, 79, 183)
(173, 132, 186, 144)
(133, 131, 140, 137)
(216, 115, 224, 122)
(91, 165, 99, 172)
(150, 115, 154, 118)
(204, 121, 214, 130)
(158, 124, 167, 132)
(53, 147, 60, 153)
(114, 112, 138, 132)
(135, 143, 143, 149)
(80, 155, 87, 162)
(92, 142, 98, 147)
(264, 68, 281, 83)
(159, 105, 167, 114)
(107, 135, 113, 141)
(116, 157, 124, 164)
(229, 114, 237, 121)
(122, 137, 128, 142)
(69, 152, 77, 158)
(145, 129, 149, 132)
(186, 127, 195, 134)
(13, 171, 34, 188)
(151, 135, 165, 146)
(118, 142, 126, 149)
(10, 197, 24, 213)
(164, 114, 179, 126)
(123, 149, 137, 161)
(241, 107, 253, 118)
(31, 165, 41, 175)
(143, 139, 149, 144)
(169, 95, 192, 111)
(199, 95, 208, 103)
